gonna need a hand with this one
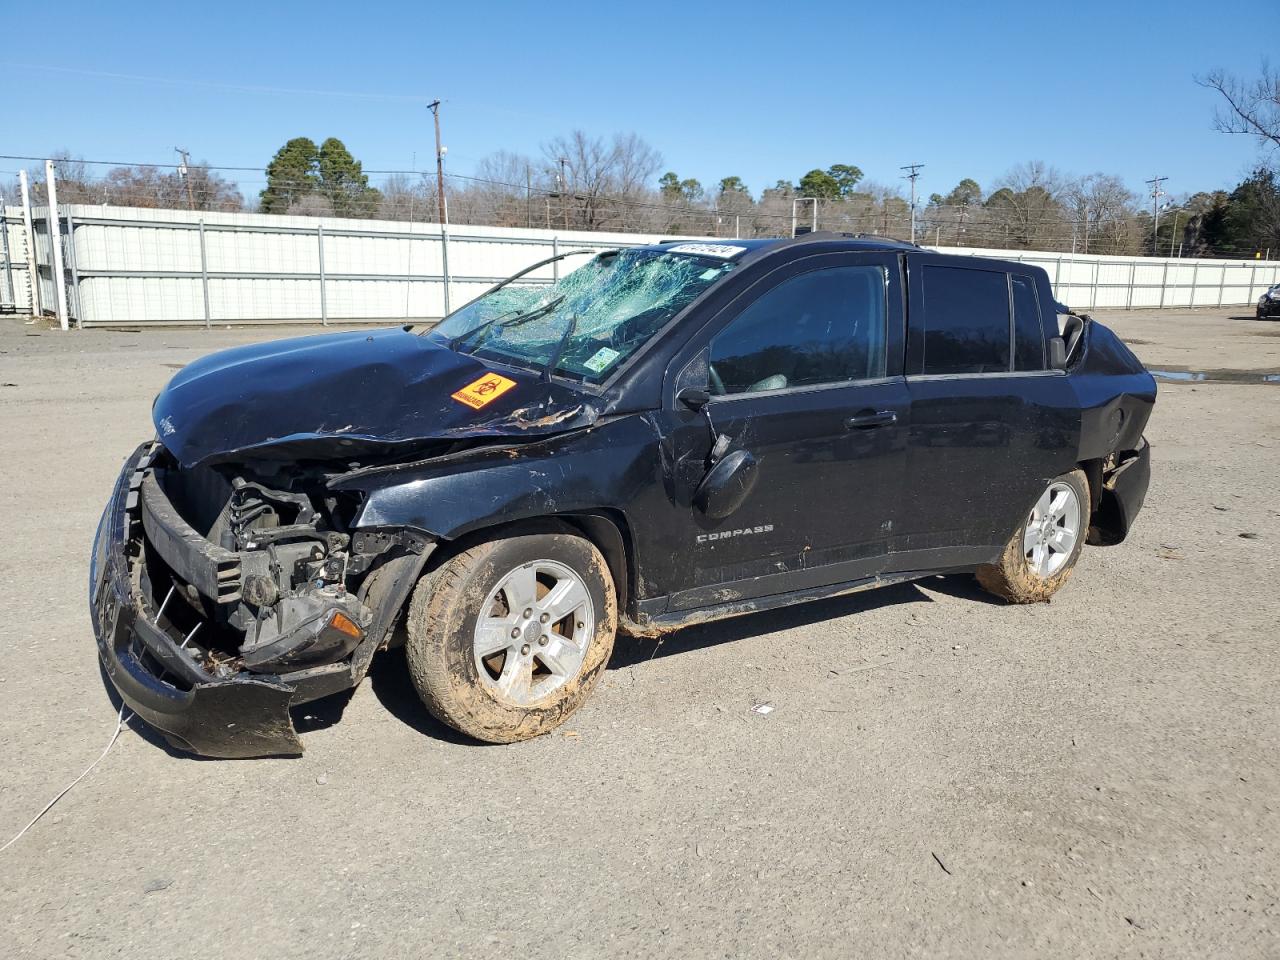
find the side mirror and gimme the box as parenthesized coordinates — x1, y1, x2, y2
(677, 387, 711, 410)
(694, 449, 759, 520)
(1048, 336, 1068, 371)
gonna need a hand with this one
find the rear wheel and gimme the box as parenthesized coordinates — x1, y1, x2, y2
(405, 521, 616, 743)
(976, 470, 1089, 603)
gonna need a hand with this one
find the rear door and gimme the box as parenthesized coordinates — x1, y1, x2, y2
(891, 256, 1078, 571)
(660, 251, 910, 610)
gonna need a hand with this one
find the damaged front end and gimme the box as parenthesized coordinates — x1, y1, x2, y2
(91, 442, 432, 758)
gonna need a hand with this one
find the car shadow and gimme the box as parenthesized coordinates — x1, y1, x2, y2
(608, 579, 937, 670)
(366, 649, 489, 746)
(105, 575, 994, 753)
(291, 688, 356, 734)
(913, 572, 1005, 605)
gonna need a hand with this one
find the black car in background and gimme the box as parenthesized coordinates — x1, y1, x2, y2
(1258, 284, 1280, 319)
(91, 234, 1155, 756)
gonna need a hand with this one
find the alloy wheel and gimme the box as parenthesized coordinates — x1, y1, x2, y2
(472, 559, 595, 705)
(1023, 482, 1081, 578)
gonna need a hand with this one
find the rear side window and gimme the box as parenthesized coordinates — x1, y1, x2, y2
(1011, 275, 1045, 370)
(919, 266, 1010, 374)
(709, 265, 887, 394)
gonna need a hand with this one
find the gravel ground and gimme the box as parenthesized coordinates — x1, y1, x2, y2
(0, 309, 1277, 959)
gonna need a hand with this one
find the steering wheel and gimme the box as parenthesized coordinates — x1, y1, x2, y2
(708, 364, 726, 396)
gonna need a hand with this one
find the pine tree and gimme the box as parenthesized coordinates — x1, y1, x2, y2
(317, 138, 382, 217)
(260, 137, 320, 213)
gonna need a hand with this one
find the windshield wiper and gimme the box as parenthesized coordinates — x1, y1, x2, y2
(543, 312, 579, 382)
(450, 295, 565, 354)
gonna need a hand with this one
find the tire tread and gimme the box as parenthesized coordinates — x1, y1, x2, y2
(976, 469, 1090, 604)
(404, 521, 616, 743)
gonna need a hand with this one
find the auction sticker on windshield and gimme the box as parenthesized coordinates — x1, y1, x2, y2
(452, 372, 518, 409)
(666, 243, 746, 258)
(583, 346, 621, 374)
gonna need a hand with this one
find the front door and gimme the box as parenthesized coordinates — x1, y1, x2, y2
(660, 252, 910, 611)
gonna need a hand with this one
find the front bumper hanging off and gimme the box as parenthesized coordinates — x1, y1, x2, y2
(90, 444, 358, 758)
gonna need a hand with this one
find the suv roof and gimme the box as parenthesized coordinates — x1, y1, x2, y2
(640, 232, 921, 260)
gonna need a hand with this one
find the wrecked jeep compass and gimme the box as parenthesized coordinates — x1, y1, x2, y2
(91, 234, 1155, 757)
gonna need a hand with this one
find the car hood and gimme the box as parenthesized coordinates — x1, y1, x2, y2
(153, 327, 600, 467)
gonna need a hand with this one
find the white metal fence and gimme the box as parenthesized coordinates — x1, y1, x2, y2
(0, 203, 32, 313)
(936, 244, 1280, 311)
(6, 202, 1280, 328)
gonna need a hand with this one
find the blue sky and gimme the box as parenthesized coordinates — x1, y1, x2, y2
(8, 0, 1275, 202)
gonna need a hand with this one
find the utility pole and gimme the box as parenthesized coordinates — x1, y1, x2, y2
(428, 100, 447, 225)
(900, 163, 924, 244)
(1145, 176, 1168, 257)
(558, 157, 569, 230)
(175, 147, 194, 210)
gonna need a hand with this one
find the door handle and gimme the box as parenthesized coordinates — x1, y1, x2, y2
(845, 409, 898, 430)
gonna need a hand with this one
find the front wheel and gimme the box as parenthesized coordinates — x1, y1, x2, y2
(976, 470, 1089, 603)
(404, 521, 617, 743)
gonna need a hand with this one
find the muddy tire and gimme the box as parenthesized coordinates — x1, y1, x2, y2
(405, 521, 616, 743)
(976, 469, 1089, 604)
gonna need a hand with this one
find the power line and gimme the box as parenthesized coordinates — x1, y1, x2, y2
(6, 152, 1244, 256)
(0, 152, 1189, 228)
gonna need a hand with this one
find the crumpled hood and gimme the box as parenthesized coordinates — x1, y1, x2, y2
(153, 327, 598, 467)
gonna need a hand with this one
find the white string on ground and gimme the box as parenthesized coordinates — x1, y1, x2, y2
(0, 703, 131, 853)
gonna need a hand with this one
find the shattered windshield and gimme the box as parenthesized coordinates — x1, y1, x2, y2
(428, 249, 735, 383)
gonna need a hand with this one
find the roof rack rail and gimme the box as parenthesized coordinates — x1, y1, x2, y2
(780, 230, 921, 250)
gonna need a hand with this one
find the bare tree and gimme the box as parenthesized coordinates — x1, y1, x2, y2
(101, 164, 242, 211)
(465, 151, 539, 228)
(990, 162, 1066, 248)
(1062, 173, 1139, 254)
(541, 131, 662, 231)
(19, 152, 104, 205)
(287, 193, 335, 217)
(378, 172, 434, 222)
(13, 153, 241, 211)
(1198, 64, 1280, 151)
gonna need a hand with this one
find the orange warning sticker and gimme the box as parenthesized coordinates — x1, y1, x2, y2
(451, 372, 517, 410)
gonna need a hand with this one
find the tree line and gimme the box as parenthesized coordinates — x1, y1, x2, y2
(7, 64, 1278, 258)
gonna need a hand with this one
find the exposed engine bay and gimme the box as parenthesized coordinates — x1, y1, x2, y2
(138, 447, 418, 682)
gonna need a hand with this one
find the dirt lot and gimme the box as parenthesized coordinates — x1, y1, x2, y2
(1, 308, 1277, 959)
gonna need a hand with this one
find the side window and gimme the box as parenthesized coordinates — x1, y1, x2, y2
(1011, 275, 1045, 370)
(708, 265, 886, 394)
(920, 265, 1010, 374)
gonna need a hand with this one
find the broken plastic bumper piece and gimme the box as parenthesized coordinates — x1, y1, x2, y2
(89, 444, 353, 758)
